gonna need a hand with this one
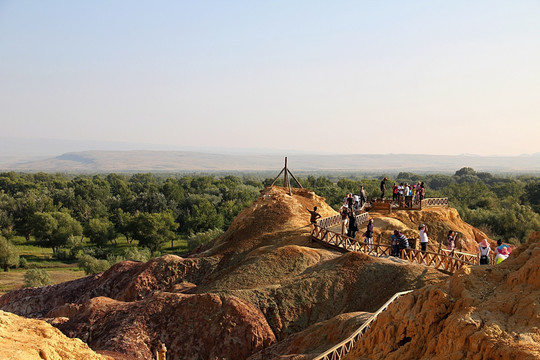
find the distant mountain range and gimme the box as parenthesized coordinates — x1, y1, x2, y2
(1, 150, 540, 174)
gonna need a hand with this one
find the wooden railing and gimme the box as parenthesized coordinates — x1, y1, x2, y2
(312, 224, 472, 273)
(317, 211, 369, 230)
(312, 209, 474, 273)
(368, 197, 449, 212)
(420, 197, 449, 208)
(440, 248, 479, 264)
(313, 290, 413, 360)
(317, 214, 342, 229)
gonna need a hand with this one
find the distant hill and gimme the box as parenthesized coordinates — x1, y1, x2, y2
(2, 150, 540, 173)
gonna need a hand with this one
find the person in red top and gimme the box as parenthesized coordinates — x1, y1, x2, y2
(392, 183, 398, 202)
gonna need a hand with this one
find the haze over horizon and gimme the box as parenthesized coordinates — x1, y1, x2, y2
(1, 1, 539, 157)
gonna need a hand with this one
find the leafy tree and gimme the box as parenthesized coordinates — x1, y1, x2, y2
(106, 173, 133, 210)
(0, 236, 19, 271)
(183, 197, 223, 233)
(455, 167, 477, 177)
(13, 189, 56, 241)
(523, 181, 540, 213)
(425, 174, 455, 190)
(85, 218, 116, 247)
(110, 208, 136, 243)
(132, 211, 178, 252)
(0, 192, 15, 238)
(32, 211, 83, 255)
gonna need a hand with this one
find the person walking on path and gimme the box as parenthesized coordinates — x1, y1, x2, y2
(307, 206, 321, 227)
(495, 246, 510, 264)
(348, 210, 359, 241)
(479, 239, 491, 265)
(340, 205, 349, 234)
(447, 230, 456, 254)
(419, 224, 429, 252)
(496, 239, 511, 255)
(380, 177, 388, 199)
(364, 219, 374, 251)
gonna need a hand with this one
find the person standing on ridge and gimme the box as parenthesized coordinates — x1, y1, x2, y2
(419, 224, 429, 252)
(360, 186, 367, 208)
(380, 177, 388, 199)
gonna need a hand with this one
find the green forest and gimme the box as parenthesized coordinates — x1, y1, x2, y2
(1, 168, 540, 276)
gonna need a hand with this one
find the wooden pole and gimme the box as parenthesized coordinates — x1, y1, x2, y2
(283, 157, 292, 195)
(270, 157, 303, 195)
(288, 169, 304, 189)
(270, 168, 285, 186)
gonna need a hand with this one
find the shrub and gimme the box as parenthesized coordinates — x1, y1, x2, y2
(23, 268, 52, 287)
(123, 247, 151, 262)
(106, 253, 125, 266)
(0, 236, 19, 271)
(78, 254, 111, 275)
(55, 248, 72, 260)
(187, 228, 224, 252)
(19, 257, 28, 268)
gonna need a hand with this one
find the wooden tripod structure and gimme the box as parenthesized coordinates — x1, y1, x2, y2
(270, 157, 304, 195)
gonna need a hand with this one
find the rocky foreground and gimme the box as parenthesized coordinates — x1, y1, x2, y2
(0, 186, 537, 359)
(0, 310, 111, 360)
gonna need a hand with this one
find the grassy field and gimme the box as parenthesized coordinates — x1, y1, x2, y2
(0, 236, 188, 296)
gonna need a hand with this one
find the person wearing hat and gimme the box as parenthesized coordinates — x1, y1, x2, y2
(495, 246, 510, 264)
(479, 239, 491, 265)
(419, 224, 429, 252)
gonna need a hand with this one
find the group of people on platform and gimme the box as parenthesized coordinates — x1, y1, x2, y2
(379, 177, 426, 206)
(342, 191, 367, 213)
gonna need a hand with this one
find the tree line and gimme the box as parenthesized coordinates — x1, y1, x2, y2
(0, 168, 539, 260)
(0, 173, 262, 254)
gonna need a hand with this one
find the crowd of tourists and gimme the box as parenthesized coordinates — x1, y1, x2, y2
(308, 186, 512, 266)
(379, 177, 426, 206)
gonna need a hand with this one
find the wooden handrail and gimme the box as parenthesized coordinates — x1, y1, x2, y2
(420, 197, 449, 208)
(311, 223, 473, 273)
(313, 290, 413, 360)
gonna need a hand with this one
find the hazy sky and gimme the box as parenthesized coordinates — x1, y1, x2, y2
(1, 1, 539, 156)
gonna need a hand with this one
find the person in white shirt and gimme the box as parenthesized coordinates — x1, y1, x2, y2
(419, 224, 429, 252)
